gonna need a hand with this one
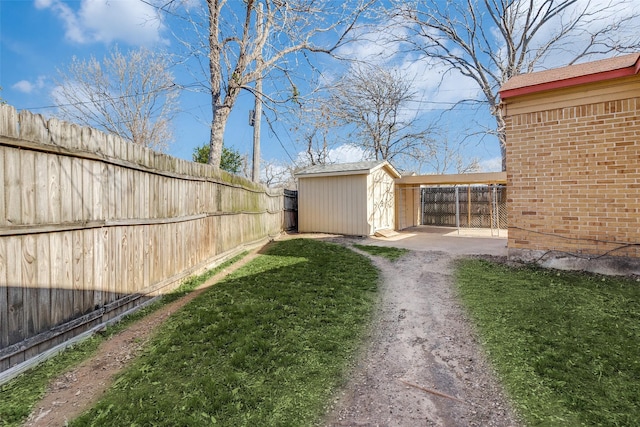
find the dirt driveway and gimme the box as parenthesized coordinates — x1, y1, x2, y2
(25, 227, 519, 426)
(322, 226, 520, 426)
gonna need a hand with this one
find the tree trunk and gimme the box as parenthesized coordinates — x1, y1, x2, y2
(207, 0, 222, 168)
(209, 106, 229, 168)
(494, 106, 507, 172)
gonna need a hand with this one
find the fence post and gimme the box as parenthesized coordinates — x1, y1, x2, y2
(420, 187, 425, 226)
(497, 185, 501, 236)
(455, 186, 460, 235)
(467, 186, 471, 228)
(490, 185, 496, 236)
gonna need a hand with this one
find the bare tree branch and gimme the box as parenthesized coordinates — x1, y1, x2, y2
(392, 0, 640, 170)
(328, 64, 437, 170)
(163, 0, 373, 168)
(53, 45, 178, 152)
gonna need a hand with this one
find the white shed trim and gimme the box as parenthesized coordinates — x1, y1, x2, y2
(295, 161, 401, 179)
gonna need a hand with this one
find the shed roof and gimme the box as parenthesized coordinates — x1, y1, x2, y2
(295, 160, 401, 178)
(500, 53, 640, 99)
(396, 171, 506, 186)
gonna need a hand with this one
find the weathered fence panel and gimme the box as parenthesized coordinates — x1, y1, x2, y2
(0, 104, 283, 375)
(283, 189, 298, 231)
(421, 185, 507, 229)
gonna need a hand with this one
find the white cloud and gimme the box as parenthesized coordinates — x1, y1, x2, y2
(399, 56, 482, 110)
(34, 0, 54, 8)
(335, 21, 481, 115)
(335, 15, 411, 66)
(326, 144, 368, 163)
(12, 76, 46, 94)
(36, 0, 166, 46)
(12, 80, 35, 93)
(336, 34, 393, 64)
(293, 143, 368, 168)
(478, 156, 503, 173)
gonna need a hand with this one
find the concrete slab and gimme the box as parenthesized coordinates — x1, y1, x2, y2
(361, 226, 508, 257)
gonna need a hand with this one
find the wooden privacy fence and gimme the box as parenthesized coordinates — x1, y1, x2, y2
(283, 189, 298, 231)
(421, 185, 508, 229)
(0, 104, 283, 376)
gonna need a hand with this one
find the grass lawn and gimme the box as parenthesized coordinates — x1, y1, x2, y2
(0, 253, 247, 427)
(69, 239, 378, 426)
(456, 259, 640, 426)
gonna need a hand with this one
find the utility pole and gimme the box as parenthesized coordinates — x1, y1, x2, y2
(251, 2, 264, 183)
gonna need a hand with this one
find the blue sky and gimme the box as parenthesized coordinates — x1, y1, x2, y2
(0, 0, 508, 174)
(1, 0, 512, 174)
(1, 0, 264, 165)
(0, 0, 395, 172)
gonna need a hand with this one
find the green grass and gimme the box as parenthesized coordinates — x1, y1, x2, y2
(0, 334, 103, 427)
(455, 259, 640, 426)
(352, 244, 409, 261)
(0, 253, 247, 427)
(70, 239, 379, 426)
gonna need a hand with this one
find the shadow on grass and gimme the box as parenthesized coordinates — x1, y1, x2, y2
(0, 252, 250, 427)
(71, 239, 379, 427)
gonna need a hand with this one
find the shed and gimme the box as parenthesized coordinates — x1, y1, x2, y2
(500, 53, 640, 274)
(295, 161, 401, 236)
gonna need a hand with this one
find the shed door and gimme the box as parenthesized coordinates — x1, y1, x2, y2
(371, 171, 394, 231)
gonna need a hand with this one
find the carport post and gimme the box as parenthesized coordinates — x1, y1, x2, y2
(420, 187, 425, 226)
(455, 186, 460, 235)
(490, 185, 496, 237)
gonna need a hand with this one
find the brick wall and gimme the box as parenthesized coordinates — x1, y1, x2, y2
(506, 96, 640, 261)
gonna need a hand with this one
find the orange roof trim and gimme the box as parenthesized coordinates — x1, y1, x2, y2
(499, 53, 640, 99)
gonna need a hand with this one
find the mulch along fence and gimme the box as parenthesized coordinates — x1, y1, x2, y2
(0, 104, 284, 376)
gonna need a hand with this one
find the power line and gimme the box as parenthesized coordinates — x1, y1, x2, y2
(20, 82, 203, 111)
(263, 113, 296, 164)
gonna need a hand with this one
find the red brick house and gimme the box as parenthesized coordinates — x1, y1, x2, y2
(500, 54, 640, 274)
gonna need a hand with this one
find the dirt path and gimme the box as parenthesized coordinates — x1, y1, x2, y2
(323, 243, 520, 426)
(23, 233, 520, 426)
(23, 251, 260, 427)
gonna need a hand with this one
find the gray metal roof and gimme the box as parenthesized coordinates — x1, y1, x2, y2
(295, 160, 400, 178)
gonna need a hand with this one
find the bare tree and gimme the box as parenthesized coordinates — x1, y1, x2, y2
(288, 97, 341, 166)
(328, 64, 436, 169)
(262, 159, 297, 188)
(424, 136, 481, 174)
(166, 0, 372, 169)
(302, 128, 330, 166)
(392, 0, 640, 170)
(53, 46, 178, 151)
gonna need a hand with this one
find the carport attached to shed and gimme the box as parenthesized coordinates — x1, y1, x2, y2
(395, 172, 507, 231)
(295, 161, 401, 236)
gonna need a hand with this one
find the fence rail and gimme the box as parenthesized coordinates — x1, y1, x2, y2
(0, 105, 283, 375)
